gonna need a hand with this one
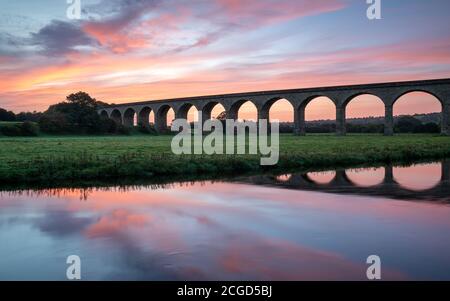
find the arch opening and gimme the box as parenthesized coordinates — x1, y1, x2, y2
(393, 91, 442, 134)
(394, 162, 441, 191)
(345, 94, 385, 134)
(303, 96, 336, 133)
(346, 167, 385, 187)
(264, 98, 294, 124)
(156, 105, 175, 132)
(203, 102, 226, 120)
(275, 174, 292, 182)
(138, 107, 154, 126)
(306, 170, 336, 184)
(110, 109, 122, 124)
(187, 106, 198, 123)
(235, 100, 257, 122)
(100, 110, 108, 118)
(123, 108, 137, 127)
(178, 103, 199, 123)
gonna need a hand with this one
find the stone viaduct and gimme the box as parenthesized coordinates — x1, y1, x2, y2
(97, 78, 450, 135)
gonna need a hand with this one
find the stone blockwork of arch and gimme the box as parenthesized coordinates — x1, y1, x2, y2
(97, 78, 450, 135)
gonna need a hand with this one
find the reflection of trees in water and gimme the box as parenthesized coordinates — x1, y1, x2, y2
(0, 180, 213, 201)
(1, 161, 448, 202)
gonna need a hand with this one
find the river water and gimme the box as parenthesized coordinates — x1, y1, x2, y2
(0, 161, 449, 280)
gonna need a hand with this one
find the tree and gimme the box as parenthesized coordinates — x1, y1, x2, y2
(15, 111, 43, 122)
(39, 92, 113, 134)
(395, 116, 422, 133)
(216, 111, 227, 121)
(0, 108, 16, 121)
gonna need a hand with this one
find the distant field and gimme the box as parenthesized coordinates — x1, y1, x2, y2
(0, 134, 449, 185)
(0, 121, 24, 126)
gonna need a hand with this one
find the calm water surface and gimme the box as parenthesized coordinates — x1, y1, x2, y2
(0, 161, 449, 280)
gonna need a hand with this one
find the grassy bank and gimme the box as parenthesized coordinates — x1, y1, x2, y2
(0, 134, 449, 185)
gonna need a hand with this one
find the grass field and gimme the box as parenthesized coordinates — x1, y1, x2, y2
(0, 133, 449, 185)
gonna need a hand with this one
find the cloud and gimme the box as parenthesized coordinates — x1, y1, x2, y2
(30, 20, 98, 56)
(1, 0, 346, 57)
(80, 0, 346, 54)
(0, 20, 97, 57)
(214, 0, 345, 27)
(34, 209, 94, 237)
(82, 0, 162, 53)
(0, 32, 30, 56)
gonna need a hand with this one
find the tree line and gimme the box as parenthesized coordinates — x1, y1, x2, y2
(0, 92, 129, 136)
(0, 92, 443, 136)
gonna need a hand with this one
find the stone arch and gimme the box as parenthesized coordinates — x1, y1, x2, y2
(100, 110, 109, 118)
(155, 104, 175, 132)
(343, 93, 385, 134)
(343, 92, 385, 112)
(296, 95, 336, 135)
(261, 97, 295, 123)
(393, 89, 443, 107)
(123, 108, 137, 127)
(393, 90, 443, 134)
(202, 101, 226, 119)
(110, 109, 122, 124)
(176, 103, 199, 122)
(138, 107, 153, 126)
(229, 99, 257, 121)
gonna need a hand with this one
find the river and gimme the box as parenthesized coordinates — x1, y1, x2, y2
(0, 161, 449, 280)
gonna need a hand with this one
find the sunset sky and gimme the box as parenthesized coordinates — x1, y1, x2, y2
(1, 0, 449, 121)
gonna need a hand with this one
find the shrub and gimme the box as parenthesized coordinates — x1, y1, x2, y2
(39, 112, 69, 134)
(117, 124, 131, 135)
(0, 122, 39, 136)
(20, 121, 39, 136)
(98, 117, 118, 134)
(137, 123, 157, 135)
(0, 124, 22, 136)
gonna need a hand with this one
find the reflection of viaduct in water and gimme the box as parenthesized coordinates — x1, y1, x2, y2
(98, 78, 450, 136)
(241, 161, 450, 202)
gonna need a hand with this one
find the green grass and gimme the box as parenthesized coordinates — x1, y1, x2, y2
(0, 121, 24, 126)
(0, 133, 449, 185)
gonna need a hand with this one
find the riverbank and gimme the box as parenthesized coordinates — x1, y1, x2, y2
(1, 134, 449, 185)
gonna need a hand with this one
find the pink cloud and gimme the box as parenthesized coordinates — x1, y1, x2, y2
(216, 0, 346, 26)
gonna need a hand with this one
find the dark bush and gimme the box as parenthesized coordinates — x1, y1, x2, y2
(137, 123, 157, 135)
(419, 122, 440, 133)
(39, 112, 69, 134)
(395, 116, 422, 133)
(0, 124, 22, 136)
(0, 108, 16, 121)
(15, 111, 42, 122)
(117, 124, 131, 135)
(20, 121, 39, 136)
(98, 117, 118, 134)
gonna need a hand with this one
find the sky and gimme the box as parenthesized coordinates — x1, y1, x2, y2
(0, 0, 449, 121)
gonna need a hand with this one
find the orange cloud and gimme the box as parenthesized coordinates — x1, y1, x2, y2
(85, 208, 148, 237)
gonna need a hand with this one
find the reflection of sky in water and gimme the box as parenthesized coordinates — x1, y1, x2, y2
(0, 162, 449, 280)
(307, 171, 335, 184)
(394, 164, 442, 191)
(346, 167, 385, 187)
